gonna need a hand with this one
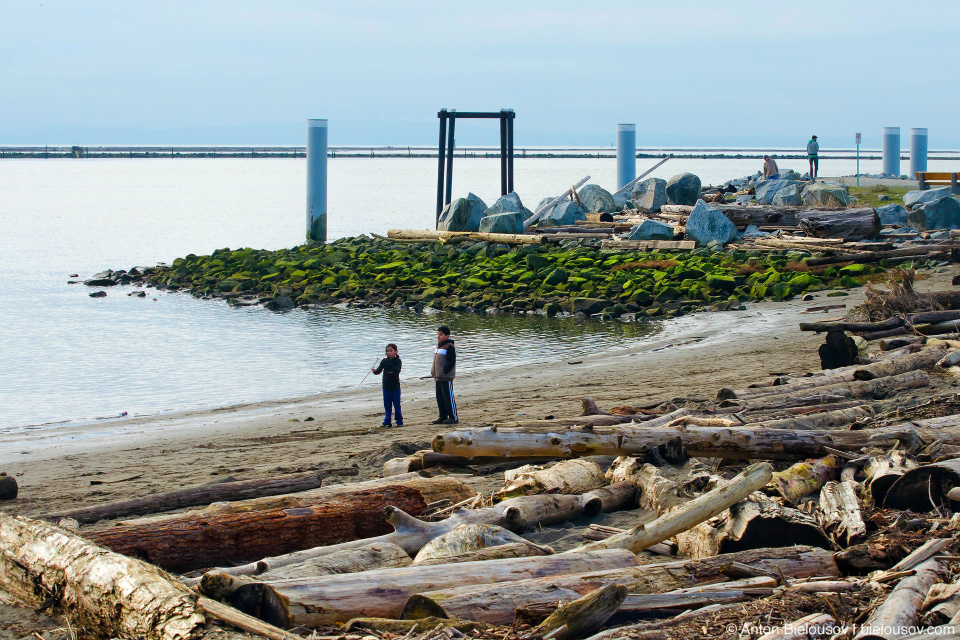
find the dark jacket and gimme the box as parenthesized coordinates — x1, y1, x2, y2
(431, 338, 456, 382)
(374, 356, 402, 390)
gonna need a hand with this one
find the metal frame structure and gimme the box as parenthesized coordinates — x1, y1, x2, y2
(436, 108, 515, 226)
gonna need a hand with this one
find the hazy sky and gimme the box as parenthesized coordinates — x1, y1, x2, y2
(3, 1, 959, 147)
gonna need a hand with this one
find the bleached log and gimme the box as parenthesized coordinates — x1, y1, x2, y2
(770, 455, 843, 502)
(413, 541, 552, 566)
(402, 546, 839, 625)
(818, 481, 867, 545)
(922, 577, 960, 626)
(853, 348, 949, 381)
(210, 493, 598, 577)
(387, 229, 544, 244)
(493, 458, 606, 502)
(675, 493, 831, 560)
(938, 351, 960, 369)
(737, 405, 875, 430)
(233, 549, 637, 627)
(412, 524, 548, 563)
(578, 481, 638, 513)
(864, 450, 920, 505)
(733, 371, 930, 411)
(855, 558, 946, 640)
(85, 485, 428, 573)
(606, 457, 712, 513)
(533, 584, 626, 640)
(433, 423, 960, 461)
(758, 613, 838, 640)
(0, 514, 204, 640)
(572, 463, 773, 554)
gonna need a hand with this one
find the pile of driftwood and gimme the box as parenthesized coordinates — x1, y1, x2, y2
(5, 327, 960, 640)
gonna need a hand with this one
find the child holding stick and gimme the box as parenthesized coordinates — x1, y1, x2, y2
(371, 343, 403, 427)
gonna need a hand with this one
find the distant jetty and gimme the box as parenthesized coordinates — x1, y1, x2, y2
(1, 144, 941, 160)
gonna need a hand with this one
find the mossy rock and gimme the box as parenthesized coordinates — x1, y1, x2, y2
(838, 263, 869, 276)
(463, 277, 489, 289)
(787, 273, 822, 292)
(645, 306, 663, 316)
(526, 254, 551, 270)
(838, 275, 861, 288)
(705, 274, 737, 292)
(827, 291, 850, 297)
(771, 282, 792, 301)
(629, 290, 653, 305)
(544, 268, 568, 286)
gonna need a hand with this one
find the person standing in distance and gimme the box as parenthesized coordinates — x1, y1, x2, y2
(431, 326, 457, 425)
(807, 135, 819, 181)
(762, 155, 779, 180)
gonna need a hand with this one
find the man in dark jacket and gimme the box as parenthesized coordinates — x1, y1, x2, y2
(431, 326, 457, 425)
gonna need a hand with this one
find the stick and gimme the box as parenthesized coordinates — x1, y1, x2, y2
(613, 157, 671, 195)
(360, 357, 379, 385)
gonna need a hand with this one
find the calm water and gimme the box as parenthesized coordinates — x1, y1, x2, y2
(0, 154, 920, 431)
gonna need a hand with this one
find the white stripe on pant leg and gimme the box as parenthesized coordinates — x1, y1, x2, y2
(448, 382, 457, 420)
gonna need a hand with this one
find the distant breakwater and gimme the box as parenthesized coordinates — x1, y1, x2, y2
(78, 236, 897, 320)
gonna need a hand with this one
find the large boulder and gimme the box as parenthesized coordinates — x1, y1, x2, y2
(904, 187, 952, 209)
(771, 183, 804, 206)
(684, 200, 738, 246)
(631, 177, 668, 212)
(578, 184, 617, 214)
(802, 183, 850, 208)
(755, 179, 799, 205)
(438, 193, 487, 232)
(876, 203, 909, 226)
(665, 173, 702, 206)
(623, 219, 675, 241)
(484, 192, 534, 220)
(540, 201, 586, 227)
(479, 212, 524, 234)
(907, 196, 960, 231)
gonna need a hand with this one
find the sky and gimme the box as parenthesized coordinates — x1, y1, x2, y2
(2, 1, 959, 148)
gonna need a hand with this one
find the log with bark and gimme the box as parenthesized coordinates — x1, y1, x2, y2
(799, 317, 905, 334)
(675, 493, 831, 559)
(432, 422, 960, 461)
(0, 514, 205, 640)
(209, 492, 604, 577)
(807, 245, 953, 267)
(855, 558, 946, 640)
(573, 462, 773, 555)
(412, 524, 550, 563)
(770, 455, 843, 502)
(401, 546, 838, 625)
(228, 549, 638, 628)
(39, 468, 358, 524)
(797, 208, 881, 240)
(818, 481, 867, 546)
(864, 450, 920, 505)
(85, 485, 428, 573)
(493, 458, 606, 502)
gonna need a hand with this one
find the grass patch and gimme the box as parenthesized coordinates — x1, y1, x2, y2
(612, 260, 680, 271)
(849, 185, 912, 208)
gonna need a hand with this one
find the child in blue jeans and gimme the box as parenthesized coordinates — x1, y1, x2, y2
(371, 343, 403, 427)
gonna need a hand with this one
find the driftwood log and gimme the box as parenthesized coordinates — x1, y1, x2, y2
(573, 463, 773, 554)
(532, 584, 627, 640)
(606, 457, 711, 513)
(85, 485, 428, 573)
(818, 481, 867, 545)
(413, 541, 552, 566)
(853, 349, 949, 381)
(39, 468, 357, 524)
(493, 458, 606, 502)
(770, 455, 843, 502)
(579, 481, 638, 513)
(432, 423, 959, 461)
(797, 208, 881, 240)
(0, 514, 205, 640)
(412, 524, 548, 563)
(211, 492, 605, 577)
(883, 458, 960, 510)
(922, 576, 960, 626)
(855, 558, 946, 640)
(402, 546, 838, 625)
(864, 450, 920, 505)
(230, 549, 637, 628)
(731, 370, 930, 410)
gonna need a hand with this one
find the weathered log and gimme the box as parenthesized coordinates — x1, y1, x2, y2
(212, 492, 599, 577)
(606, 457, 711, 513)
(797, 208, 880, 241)
(735, 405, 874, 430)
(784, 580, 859, 594)
(881, 336, 926, 351)
(493, 458, 606, 502)
(922, 577, 960, 626)
(383, 456, 422, 476)
(413, 541, 552, 566)
(387, 229, 543, 245)
(864, 450, 920, 505)
(855, 558, 946, 640)
(938, 350, 960, 368)
(115, 473, 475, 527)
(916, 319, 960, 336)
(0, 514, 205, 640)
(199, 596, 299, 640)
(231, 549, 637, 628)
(0, 472, 17, 501)
(85, 486, 428, 573)
(412, 524, 548, 563)
(807, 245, 953, 267)
(198, 542, 413, 600)
(853, 348, 948, 381)
(759, 613, 838, 640)
(735, 370, 930, 411)
(579, 481, 638, 513)
(884, 458, 960, 510)
(675, 493, 831, 560)
(818, 481, 867, 546)
(770, 455, 843, 502)
(402, 546, 838, 625)
(800, 317, 905, 334)
(573, 462, 772, 554)
(40, 468, 357, 524)
(532, 584, 627, 640)
(342, 617, 487, 635)
(432, 422, 959, 461)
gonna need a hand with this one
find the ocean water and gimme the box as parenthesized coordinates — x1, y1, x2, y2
(0, 154, 918, 431)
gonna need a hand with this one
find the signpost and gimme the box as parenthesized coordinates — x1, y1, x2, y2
(855, 132, 861, 187)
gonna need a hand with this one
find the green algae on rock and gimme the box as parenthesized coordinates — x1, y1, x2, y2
(118, 236, 908, 318)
